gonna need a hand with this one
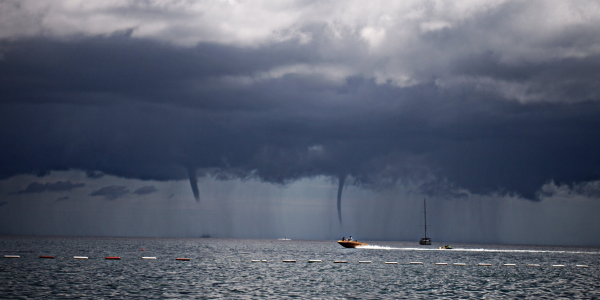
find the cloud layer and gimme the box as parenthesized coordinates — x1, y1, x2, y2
(1, 0, 600, 201)
(15, 181, 85, 194)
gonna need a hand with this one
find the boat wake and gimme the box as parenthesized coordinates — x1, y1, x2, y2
(356, 245, 600, 255)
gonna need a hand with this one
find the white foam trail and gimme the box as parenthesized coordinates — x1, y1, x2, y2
(356, 245, 600, 255)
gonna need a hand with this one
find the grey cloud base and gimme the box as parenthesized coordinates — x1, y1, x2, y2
(1, 35, 599, 204)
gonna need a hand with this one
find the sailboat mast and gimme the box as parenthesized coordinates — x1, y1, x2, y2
(424, 199, 427, 238)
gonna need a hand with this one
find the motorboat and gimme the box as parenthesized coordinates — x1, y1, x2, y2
(439, 245, 453, 249)
(337, 240, 369, 248)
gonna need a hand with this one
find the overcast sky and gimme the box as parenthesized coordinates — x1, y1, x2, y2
(1, 0, 600, 246)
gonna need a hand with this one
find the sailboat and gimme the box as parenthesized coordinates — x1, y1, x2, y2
(419, 199, 431, 245)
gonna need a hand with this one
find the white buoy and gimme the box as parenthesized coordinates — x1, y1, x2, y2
(358, 261, 372, 263)
(261, 260, 268, 263)
(478, 263, 492, 266)
(384, 262, 398, 264)
(576, 265, 589, 268)
(453, 263, 466, 266)
(142, 257, 156, 260)
(435, 263, 448, 265)
(308, 260, 322, 263)
(73, 256, 88, 259)
(526, 264, 540, 267)
(503, 264, 516, 266)
(409, 262, 423, 265)
(552, 264, 565, 267)
(4, 255, 20, 258)
(334, 261, 348, 263)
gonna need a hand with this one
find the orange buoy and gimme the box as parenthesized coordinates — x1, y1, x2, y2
(106, 256, 121, 260)
(175, 258, 190, 261)
(141, 249, 145, 251)
(39, 255, 55, 259)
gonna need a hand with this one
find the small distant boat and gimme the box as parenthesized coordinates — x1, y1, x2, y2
(439, 245, 453, 249)
(278, 238, 291, 241)
(419, 199, 432, 245)
(337, 240, 369, 248)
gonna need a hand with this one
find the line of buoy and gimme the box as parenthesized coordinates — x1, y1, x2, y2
(2, 254, 595, 267)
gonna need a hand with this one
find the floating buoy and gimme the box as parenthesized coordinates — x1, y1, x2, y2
(142, 257, 156, 260)
(73, 256, 88, 259)
(175, 258, 190, 261)
(334, 261, 347, 263)
(106, 257, 121, 260)
(409, 262, 423, 265)
(261, 260, 268, 263)
(503, 264, 516, 266)
(478, 263, 492, 266)
(4, 255, 20, 258)
(384, 262, 398, 264)
(526, 264, 540, 267)
(453, 263, 466, 266)
(282, 260, 296, 263)
(435, 263, 448, 265)
(552, 265, 565, 267)
(308, 260, 322, 263)
(141, 249, 145, 251)
(576, 265, 589, 268)
(358, 261, 372, 263)
(251, 260, 260, 262)
(39, 256, 54, 259)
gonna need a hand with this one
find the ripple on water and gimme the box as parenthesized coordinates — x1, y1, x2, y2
(1, 237, 600, 298)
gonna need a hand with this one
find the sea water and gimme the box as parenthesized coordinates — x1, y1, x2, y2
(1, 237, 599, 298)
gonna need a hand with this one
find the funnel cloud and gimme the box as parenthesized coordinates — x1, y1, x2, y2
(188, 168, 200, 202)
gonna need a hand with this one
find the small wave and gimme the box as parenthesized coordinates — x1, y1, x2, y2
(357, 245, 600, 255)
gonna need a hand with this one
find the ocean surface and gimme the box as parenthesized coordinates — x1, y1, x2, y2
(1, 237, 599, 299)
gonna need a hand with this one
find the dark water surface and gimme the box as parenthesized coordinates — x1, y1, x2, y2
(1, 237, 599, 299)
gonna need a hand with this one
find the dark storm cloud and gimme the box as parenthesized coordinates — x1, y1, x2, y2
(1, 12, 600, 204)
(14, 181, 85, 194)
(55, 196, 70, 202)
(89, 186, 130, 200)
(133, 185, 158, 195)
